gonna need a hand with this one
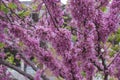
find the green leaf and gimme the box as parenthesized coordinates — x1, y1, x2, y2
(117, 28, 120, 34)
(115, 34, 120, 42)
(8, 2, 17, 9)
(63, 16, 68, 19)
(101, 7, 107, 12)
(18, 41, 24, 47)
(23, 11, 30, 16)
(81, 71, 86, 77)
(0, 4, 9, 13)
(65, 26, 71, 30)
(21, 4, 26, 8)
(111, 45, 119, 51)
(0, 42, 5, 48)
(17, 10, 30, 17)
(6, 55, 14, 64)
(109, 51, 116, 57)
(109, 78, 114, 80)
(72, 35, 77, 42)
(108, 34, 115, 42)
(17, 10, 25, 17)
(4, 28, 8, 33)
(32, 4, 37, 10)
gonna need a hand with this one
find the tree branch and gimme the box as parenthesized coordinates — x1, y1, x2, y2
(90, 59, 103, 71)
(42, 0, 59, 31)
(0, 59, 34, 80)
(94, 20, 108, 80)
(19, 53, 49, 80)
(19, 53, 38, 71)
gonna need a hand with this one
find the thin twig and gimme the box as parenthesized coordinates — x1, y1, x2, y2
(42, 0, 59, 31)
(107, 51, 120, 68)
(19, 53, 38, 71)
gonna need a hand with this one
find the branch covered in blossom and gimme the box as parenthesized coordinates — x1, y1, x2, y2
(0, 0, 120, 80)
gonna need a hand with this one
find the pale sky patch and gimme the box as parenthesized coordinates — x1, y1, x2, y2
(19, 0, 67, 4)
